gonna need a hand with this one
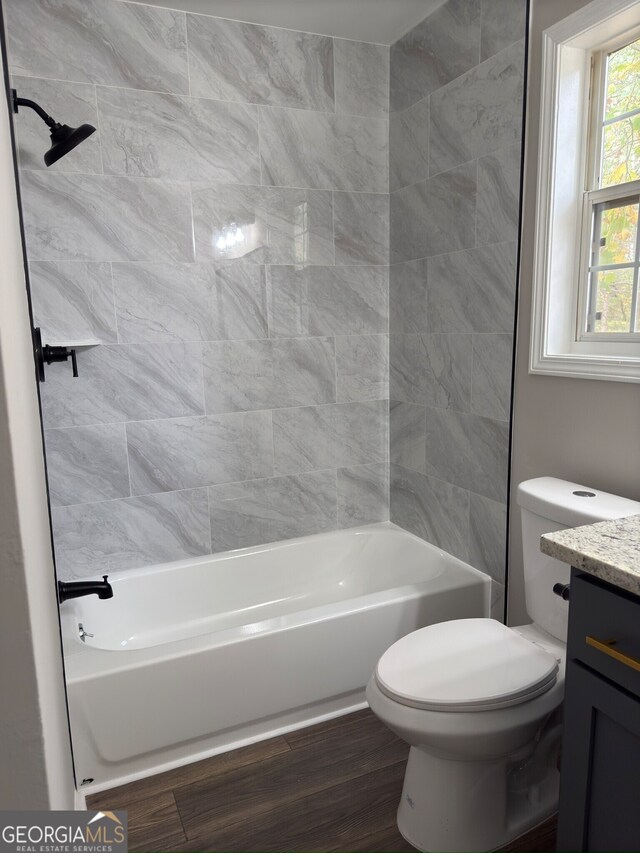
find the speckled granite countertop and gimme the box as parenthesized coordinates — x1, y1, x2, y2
(541, 514, 640, 597)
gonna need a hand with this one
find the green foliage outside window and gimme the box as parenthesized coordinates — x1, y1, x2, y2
(591, 38, 640, 334)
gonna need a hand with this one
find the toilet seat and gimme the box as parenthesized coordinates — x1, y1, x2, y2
(375, 618, 559, 712)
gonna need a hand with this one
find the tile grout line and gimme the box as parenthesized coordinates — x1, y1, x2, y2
(20, 160, 410, 196)
(10, 31, 523, 108)
(269, 409, 277, 480)
(257, 105, 264, 187)
(44, 395, 392, 434)
(122, 422, 134, 501)
(94, 84, 105, 176)
(183, 11, 192, 98)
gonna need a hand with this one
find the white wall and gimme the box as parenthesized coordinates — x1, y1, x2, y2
(509, 0, 640, 624)
(0, 45, 75, 808)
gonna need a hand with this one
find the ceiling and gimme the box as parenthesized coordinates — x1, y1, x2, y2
(134, 0, 446, 44)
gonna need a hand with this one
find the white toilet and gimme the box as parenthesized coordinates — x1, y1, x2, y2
(367, 477, 640, 852)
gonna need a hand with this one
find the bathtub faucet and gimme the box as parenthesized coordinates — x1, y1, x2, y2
(58, 575, 113, 604)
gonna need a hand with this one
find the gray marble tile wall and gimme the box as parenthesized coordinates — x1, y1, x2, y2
(388, 0, 526, 600)
(5, 0, 390, 578)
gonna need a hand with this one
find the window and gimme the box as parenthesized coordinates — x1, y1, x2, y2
(531, 0, 640, 383)
(580, 37, 640, 339)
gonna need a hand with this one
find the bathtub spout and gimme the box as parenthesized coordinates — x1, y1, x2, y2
(58, 575, 113, 604)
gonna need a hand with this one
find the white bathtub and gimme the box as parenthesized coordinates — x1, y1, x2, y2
(61, 522, 490, 793)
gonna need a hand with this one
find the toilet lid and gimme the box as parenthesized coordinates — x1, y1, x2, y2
(375, 619, 559, 712)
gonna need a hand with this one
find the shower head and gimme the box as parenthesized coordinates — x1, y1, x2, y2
(12, 89, 96, 167)
(44, 122, 96, 166)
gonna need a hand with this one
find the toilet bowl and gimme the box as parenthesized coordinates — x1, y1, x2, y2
(366, 621, 565, 852)
(368, 478, 640, 852)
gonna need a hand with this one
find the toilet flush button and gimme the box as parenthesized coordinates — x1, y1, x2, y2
(573, 490, 596, 497)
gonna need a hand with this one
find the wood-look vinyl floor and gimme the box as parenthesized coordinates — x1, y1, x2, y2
(87, 709, 557, 852)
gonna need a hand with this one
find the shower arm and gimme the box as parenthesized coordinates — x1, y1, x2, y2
(12, 90, 57, 128)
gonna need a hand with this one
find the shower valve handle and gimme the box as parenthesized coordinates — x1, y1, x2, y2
(43, 344, 79, 377)
(33, 327, 79, 381)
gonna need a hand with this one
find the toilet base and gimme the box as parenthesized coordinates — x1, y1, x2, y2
(396, 744, 560, 852)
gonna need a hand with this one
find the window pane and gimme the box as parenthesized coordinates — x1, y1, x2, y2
(601, 116, 640, 186)
(605, 39, 640, 121)
(589, 267, 634, 333)
(593, 198, 638, 266)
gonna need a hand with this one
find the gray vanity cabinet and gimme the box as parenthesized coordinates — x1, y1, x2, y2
(557, 570, 640, 852)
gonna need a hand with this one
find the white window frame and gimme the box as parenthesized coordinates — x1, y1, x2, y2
(577, 179, 640, 341)
(531, 0, 640, 382)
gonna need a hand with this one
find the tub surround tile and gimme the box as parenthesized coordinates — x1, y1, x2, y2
(491, 581, 506, 622)
(191, 183, 334, 266)
(126, 412, 274, 495)
(40, 343, 204, 428)
(209, 471, 337, 552)
(112, 263, 268, 344)
(427, 242, 517, 333)
(424, 407, 472, 488)
(6, 0, 528, 577)
(30, 261, 117, 344)
(22, 172, 194, 263)
(389, 97, 430, 193)
(471, 333, 513, 420)
(272, 401, 387, 475)
(476, 143, 522, 245)
(389, 260, 429, 334)
(13, 77, 101, 174)
(389, 334, 428, 404)
(44, 424, 130, 508)
(212, 264, 270, 341)
(259, 107, 388, 193)
(387, 0, 523, 584)
(203, 338, 336, 413)
(52, 488, 210, 580)
(469, 414, 509, 503)
(389, 333, 472, 411)
(390, 161, 477, 263)
(390, 0, 481, 112)
(186, 15, 334, 111)
(424, 407, 508, 503)
(333, 193, 389, 266)
(336, 335, 389, 402)
(480, 0, 527, 61)
(97, 87, 260, 184)
(429, 40, 524, 175)
(390, 465, 469, 562)
(269, 265, 388, 338)
(337, 463, 388, 527)
(334, 40, 389, 117)
(390, 400, 426, 473)
(469, 493, 507, 583)
(6, 0, 188, 94)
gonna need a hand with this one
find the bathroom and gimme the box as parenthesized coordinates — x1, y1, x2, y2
(0, 0, 639, 850)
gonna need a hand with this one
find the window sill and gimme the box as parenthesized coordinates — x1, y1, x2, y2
(530, 349, 640, 383)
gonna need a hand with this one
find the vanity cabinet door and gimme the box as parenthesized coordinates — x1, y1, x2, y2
(557, 660, 640, 852)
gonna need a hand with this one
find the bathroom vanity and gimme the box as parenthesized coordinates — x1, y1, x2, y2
(541, 515, 640, 852)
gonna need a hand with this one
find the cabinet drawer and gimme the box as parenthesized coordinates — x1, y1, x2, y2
(568, 571, 640, 699)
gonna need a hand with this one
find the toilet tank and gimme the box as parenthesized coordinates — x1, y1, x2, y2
(517, 477, 640, 641)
